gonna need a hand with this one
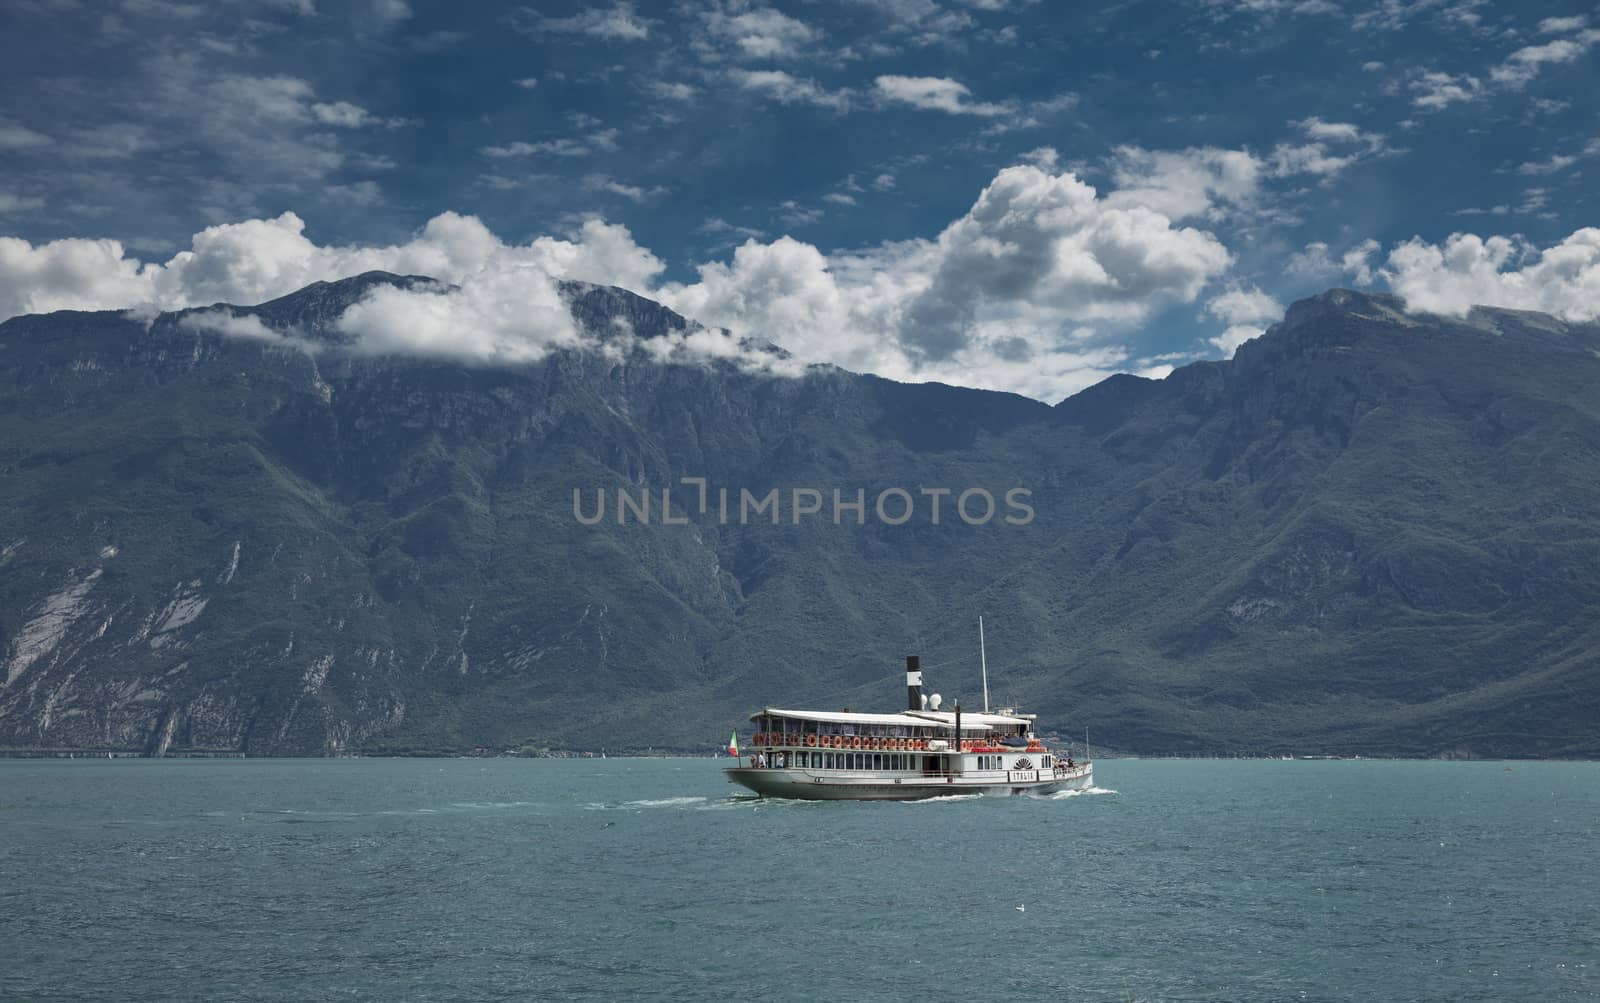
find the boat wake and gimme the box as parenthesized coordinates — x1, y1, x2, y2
(908, 793, 984, 804)
(1036, 786, 1117, 799)
(583, 796, 711, 811)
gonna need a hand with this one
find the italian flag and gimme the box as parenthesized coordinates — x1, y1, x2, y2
(727, 730, 739, 757)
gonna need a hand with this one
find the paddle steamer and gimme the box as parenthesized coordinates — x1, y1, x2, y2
(725, 653, 1093, 800)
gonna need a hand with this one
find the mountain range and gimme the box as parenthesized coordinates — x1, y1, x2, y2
(3, 274, 1598, 757)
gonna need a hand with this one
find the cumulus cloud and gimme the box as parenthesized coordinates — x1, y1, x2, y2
(699, 4, 820, 59)
(1380, 229, 1600, 321)
(659, 164, 1233, 398)
(1206, 286, 1284, 356)
(0, 236, 155, 319)
(0, 212, 665, 325)
(337, 270, 580, 364)
(1, 162, 1246, 400)
(873, 75, 1010, 116)
(1105, 146, 1262, 221)
(1287, 239, 1381, 286)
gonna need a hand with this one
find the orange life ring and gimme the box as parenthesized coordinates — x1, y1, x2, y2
(851, 736, 862, 750)
(872, 737, 883, 751)
(899, 738, 908, 751)
(805, 734, 816, 747)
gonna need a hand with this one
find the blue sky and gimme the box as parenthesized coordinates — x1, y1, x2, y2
(2, 0, 1597, 400)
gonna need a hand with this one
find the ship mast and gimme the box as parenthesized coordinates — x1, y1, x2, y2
(979, 616, 990, 713)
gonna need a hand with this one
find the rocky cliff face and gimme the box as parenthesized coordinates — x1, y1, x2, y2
(2, 279, 1597, 756)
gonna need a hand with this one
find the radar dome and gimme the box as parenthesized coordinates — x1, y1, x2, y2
(930, 693, 942, 710)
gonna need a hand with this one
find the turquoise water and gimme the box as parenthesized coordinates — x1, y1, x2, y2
(2, 758, 1596, 1001)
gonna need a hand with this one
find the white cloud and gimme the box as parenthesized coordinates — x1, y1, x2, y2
(527, 3, 650, 41)
(1105, 146, 1262, 221)
(481, 128, 618, 158)
(0, 162, 1244, 401)
(1296, 117, 1363, 142)
(178, 308, 295, 343)
(336, 270, 580, 364)
(0, 236, 154, 319)
(371, 0, 410, 24)
(730, 70, 850, 109)
(582, 174, 660, 202)
(0, 192, 45, 214)
(1267, 119, 1386, 181)
(1380, 229, 1600, 321)
(1205, 285, 1284, 356)
(660, 164, 1233, 399)
(822, 193, 857, 205)
(0, 118, 53, 150)
(310, 101, 378, 128)
(1018, 146, 1058, 169)
(0, 212, 666, 325)
(1538, 15, 1587, 34)
(700, 4, 819, 59)
(1516, 152, 1578, 176)
(1408, 70, 1483, 110)
(1287, 238, 1381, 286)
(874, 75, 1010, 116)
(1490, 37, 1590, 88)
(514, 77, 539, 89)
(646, 80, 697, 101)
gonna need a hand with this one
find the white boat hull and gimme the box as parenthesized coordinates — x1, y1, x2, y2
(726, 763, 1094, 801)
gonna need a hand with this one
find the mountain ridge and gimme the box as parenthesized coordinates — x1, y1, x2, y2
(2, 277, 1597, 757)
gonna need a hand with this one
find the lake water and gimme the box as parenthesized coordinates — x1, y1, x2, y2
(2, 758, 1595, 1001)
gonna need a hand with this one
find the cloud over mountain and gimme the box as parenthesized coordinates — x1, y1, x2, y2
(5, 159, 1599, 400)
